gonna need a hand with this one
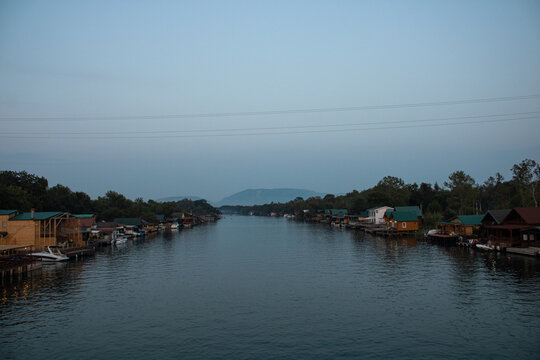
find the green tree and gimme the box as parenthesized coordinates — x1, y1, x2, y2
(511, 159, 540, 207)
(444, 171, 477, 215)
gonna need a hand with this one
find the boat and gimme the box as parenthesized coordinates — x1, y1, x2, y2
(475, 243, 495, 251)
(29, 246, 69, 261)
(170, 222, 179, 230)
(111, 230, 129, 244)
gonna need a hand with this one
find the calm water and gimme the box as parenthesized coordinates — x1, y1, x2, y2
(1, 216, 539, 359)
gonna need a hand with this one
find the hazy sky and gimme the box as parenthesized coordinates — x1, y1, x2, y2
(1, 0, 539, 202)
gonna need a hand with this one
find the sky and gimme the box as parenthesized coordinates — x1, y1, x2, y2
(1, 0, 539, 202)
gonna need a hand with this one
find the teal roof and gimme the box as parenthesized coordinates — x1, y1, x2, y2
(114, 218, 142, 226)
(521, 226, 540, 232)
(447, 215, 484, 225)
(324, 209, 348, 216)
(10, 212, 62, 221)
(74, 214, 95, 219)
(0, 210, 18, 215)
(390, 211, 420, 222)
(395, 206, 423, 218)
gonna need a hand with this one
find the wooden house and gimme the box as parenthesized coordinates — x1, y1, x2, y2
(437, 215, 484, 237)
(385, 210, 421, 231)
(74, 214, 96, 243)
(6, 211, 83, 249)
(481, 209, 511, 226)
(182, 214, 194, 228)
(482, 207, 540, 246)
(0, 210, 18, 241)
(394, 206, 423, 225)
(324, 209, 348, 223)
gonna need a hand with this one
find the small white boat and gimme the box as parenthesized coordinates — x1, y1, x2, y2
(29, 246, 69, 262)
(170, 222, 179, 230)
(476, 243, 494, 251)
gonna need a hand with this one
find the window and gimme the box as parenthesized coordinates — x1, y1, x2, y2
(523, 234, 528, 241)
(2, 221, 6, 228)
(402, 222, 407, 229)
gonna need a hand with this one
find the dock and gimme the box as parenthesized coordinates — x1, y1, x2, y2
(427, 233, 459, 243)
(62, 246, 96, 259)
(0, 256, 42, 283)
(506, 247, 540, 257)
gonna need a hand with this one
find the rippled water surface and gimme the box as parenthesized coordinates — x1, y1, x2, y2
(1, 216, 540, 359)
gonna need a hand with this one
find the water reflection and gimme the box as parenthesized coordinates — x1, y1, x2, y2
(1, 217, 539, 360)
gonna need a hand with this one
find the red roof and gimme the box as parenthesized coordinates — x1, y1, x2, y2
(504, 207, 540, 225)
(79, 218, 95, 228)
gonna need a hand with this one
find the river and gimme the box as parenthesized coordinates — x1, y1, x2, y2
(1, 216, 539, 359)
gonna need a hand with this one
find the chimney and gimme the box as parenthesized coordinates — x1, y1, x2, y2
(31, 208, 35, 219)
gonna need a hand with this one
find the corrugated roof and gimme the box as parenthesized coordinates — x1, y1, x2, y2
(74, 214, 94, 219)
(390, 211, 419, 222)
(395, 206, 423, 218)
(0, 210, 18, 215)
(448, 215, 484, 225)
(114, 218, 142, 226)
(10, 212, 63, 221)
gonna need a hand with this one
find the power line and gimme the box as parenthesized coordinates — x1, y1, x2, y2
(0, 93, 539, 122)
(2, 110, 539, 135)
(1, 115, 537, 139)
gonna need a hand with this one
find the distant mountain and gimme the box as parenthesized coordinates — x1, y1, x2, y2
(216, 188, 323, 206)
(156, 195, 203, 202)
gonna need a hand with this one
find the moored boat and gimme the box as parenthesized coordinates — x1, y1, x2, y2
(29, 246, 69, 261)
(476, 243, 495, 251)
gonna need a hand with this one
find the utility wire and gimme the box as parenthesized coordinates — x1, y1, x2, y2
(1, 115, 537, 139)
(2, 110, 539, 135)
(0, 94, 539, 122)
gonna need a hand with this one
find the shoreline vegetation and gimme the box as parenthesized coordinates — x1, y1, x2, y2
(220, 158, 539, 231)
(0, 171, 221, 222)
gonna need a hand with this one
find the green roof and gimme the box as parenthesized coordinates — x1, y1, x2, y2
(0, 210, 18, 215)
(74, 214, 95, 219)
(447, 215, 484, 225)
(395, 206, 423, 218)
(324, 209, 348, 216)
(10, 212, 62, 221)
(114, 218, 142, 226)
(390, 211, 420, 222)
(522, 226, 540, 232)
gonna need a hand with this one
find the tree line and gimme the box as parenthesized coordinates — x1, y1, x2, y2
(0, 171, 221, 222)
(220, 159, 539, 227)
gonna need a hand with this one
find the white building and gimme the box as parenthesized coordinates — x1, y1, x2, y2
(367, 206, 394, 224)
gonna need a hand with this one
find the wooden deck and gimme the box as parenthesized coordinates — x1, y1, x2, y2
(0, 257, 42, 283)
(506, 247, 540, 257)
(427, 233, 459, 243)
(62, 246, 96, 259)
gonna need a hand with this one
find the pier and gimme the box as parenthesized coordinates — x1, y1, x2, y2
(506, 247, 540, 257)
(0, 246, 43, 283)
